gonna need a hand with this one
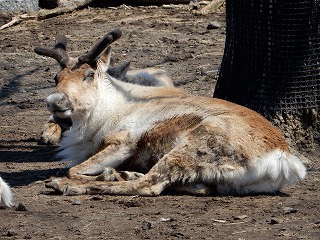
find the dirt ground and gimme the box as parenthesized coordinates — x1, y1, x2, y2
(0, 3, 319, 240)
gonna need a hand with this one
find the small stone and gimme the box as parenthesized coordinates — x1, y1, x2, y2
(18, 88, 26, 93)
(160, 217, 173, 222)
(91, 196, 103, 201)
(189, 0, 200, 10)
(283, 207, 297, 214)
(207, 21, 221, 30)
(16, 203, 27, 211)
(7, 229, 16, 236)
(233, 215, 248, 220)
(270, 218, 279, 224)
(142, 220, 154, 230)
(24, 234, 32, 239)
(72, 199, 82, 205)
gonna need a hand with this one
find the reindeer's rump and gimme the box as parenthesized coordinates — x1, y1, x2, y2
(152, 121, 306, 195)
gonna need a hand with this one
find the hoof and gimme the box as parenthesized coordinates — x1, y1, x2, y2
(45, 177, 87, 195)
(96, 167, 124, 181)
(45, 177, 65, 194)
(40, 122, 62, 145)
(119, 171, 144, 181)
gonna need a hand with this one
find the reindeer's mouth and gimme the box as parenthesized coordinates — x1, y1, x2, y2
(46, 92, 73, 118)
(53, 109, 73, 118)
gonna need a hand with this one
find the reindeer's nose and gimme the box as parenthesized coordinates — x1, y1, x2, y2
(46, 92, 72, 117)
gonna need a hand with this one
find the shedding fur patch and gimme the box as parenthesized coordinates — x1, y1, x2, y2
(128, 114, 203, 171)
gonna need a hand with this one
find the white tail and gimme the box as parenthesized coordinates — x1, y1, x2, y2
(0, 176, 13, 207)
(43, 40, 306, 197)
(214, 150, 306, 194)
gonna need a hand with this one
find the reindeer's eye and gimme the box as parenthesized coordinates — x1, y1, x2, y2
(85, 71, 95, 81)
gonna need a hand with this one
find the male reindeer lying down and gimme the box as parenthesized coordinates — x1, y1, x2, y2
(35, 29, 173, 145)
(42, 35, 306, 196)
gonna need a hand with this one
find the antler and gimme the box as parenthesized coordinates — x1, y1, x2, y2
(34, 35, 69, 68)
(78, 28, 122, 66)
(34, 28, 122, 68)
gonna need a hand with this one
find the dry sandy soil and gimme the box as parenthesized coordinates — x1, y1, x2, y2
(0, 3, 319, 240)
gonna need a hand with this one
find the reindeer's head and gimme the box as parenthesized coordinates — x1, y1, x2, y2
(45, 63, 98, 119)
(35, 29, 122, 120)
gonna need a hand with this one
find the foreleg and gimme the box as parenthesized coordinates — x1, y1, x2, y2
(40, 121, 62, 145)
(46, 147, 203, 196)
(67, 130, 135, 181)
(46, 157, 172, 196)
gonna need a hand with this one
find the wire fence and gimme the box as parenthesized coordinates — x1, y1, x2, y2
(214, 0, 320, 115)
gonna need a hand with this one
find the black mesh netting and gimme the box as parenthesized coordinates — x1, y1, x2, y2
(214, 0, 320, 115)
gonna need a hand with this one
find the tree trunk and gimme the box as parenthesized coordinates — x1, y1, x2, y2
(214, 0, 320, 152)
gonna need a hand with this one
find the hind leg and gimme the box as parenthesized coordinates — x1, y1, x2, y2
(170, 183, 213, 196)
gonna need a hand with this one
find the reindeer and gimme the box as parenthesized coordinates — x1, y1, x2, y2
(0, 176, 13, 207)
(35, 29, 173, 145)
(107, 61, 173, 87)
(41, 40, 306, 196)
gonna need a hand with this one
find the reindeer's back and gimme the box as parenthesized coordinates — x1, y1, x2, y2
(194, 97, 289, 157)
(132, 93, 290, 163)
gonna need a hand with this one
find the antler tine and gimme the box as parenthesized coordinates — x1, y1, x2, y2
(54, 34, 67, 51)
(34, 34, 69, 68)
(78, 28, 122, 66)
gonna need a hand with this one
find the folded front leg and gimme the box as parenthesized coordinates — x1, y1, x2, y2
(45, 173, 169, 196)
(41, 121, 62, 145)
(46, 160, 171, 196)
(67, 130, 135, 181)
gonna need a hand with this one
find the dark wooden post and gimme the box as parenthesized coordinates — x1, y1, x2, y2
(214, 0, 320, 151)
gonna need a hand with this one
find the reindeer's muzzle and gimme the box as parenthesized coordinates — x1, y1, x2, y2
(46, 92, 73, 118)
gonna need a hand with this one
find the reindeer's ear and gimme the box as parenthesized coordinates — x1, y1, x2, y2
(110, 61, 131, 79)
(109, 56, 116, 67)
(99, 46, 112, 67)
(97, 46, 112, 75)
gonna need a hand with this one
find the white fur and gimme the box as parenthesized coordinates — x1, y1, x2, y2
(213, 149, 307, 194)
(124, 69, 174, 87)
(0, 176, 13, 207)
